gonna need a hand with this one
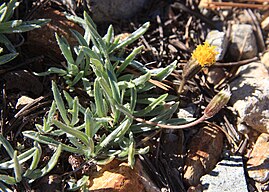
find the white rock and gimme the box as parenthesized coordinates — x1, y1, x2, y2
(16, 96, 34, 110)
(201, 156, 248, 192)
(230, 62, 269, 133)
(229, 24, 257, 60)
(206, 30, 228, 61)
(177, 106, 195, 118)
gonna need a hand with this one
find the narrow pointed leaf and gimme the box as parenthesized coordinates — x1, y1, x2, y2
(40, 144, 62, 177)
(116, 46, 143, 75)
(51, 81, 70, 125)
(23, 131, 79, 154)
(0, 53, 18, 65)
(52, 119, 90, 146)
(55, 33, 75, 65)
(110, 22, 150, 52)
(13, 151, 22, 182)
(0, 175, 16, 185)
(70, 97, 79, 126)
(0, 148, 36, 169)
(0, 135, 14, 158)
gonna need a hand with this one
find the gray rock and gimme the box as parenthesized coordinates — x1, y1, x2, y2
(201, 156, 248, 192)
(85, 0, 150, 22)
(206, 30, 228, 61)
(229, 24, 257, 60)
(230, 62, 269, 133)
(207, 67, 226, 85)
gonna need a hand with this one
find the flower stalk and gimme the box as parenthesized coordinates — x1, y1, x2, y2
(126, 87, 231, 129)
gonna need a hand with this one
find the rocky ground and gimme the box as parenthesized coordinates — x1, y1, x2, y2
(1, 0, 269, 191)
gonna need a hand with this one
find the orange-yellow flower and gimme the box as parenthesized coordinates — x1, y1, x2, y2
(191, 42, 218, 67)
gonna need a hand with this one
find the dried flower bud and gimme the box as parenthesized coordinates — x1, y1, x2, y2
(204, 88, 231, 118)
(182, 59, 203, 81)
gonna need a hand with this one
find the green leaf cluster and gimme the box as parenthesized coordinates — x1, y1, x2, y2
(23, 11, 179, 191)
(0, 0, 50, 66)
(0, 135, 62, 191)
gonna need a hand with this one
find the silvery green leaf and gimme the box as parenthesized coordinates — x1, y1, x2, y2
(67, 175, 89, 191)
(13, 151, 22, 182)
(0, 19, 50, 33)
(96, 155, 115, 165)
(24, 142, 42, 177)
(70, 97, 79, 126)
(52, 81, 70, 125)
(118, 148, 129, 158)
(85, 108, 94, 138)
(90, 58, 105, 77)
(63, 90, 86, 114)
(23, 131, 79, 154)
(134, 93, 168, 116)
(128, 132, 135, 168)
(70, 29, 88, 46)
(136, 146, 150, 154)
(116, 46, 143, 75)
(28, 144, 62, 181)
(40, 144, 62, 176)
(0, 175, 16, 185)
(103, 24, 114, 46)
(53, 119, 90, 147)
(75, 48, 85, 66)
(132, 72, 151, 86)
(0, 34, 16, 52)
(130, 88, 137, 113)
(81, 46, 100, 60)
(70, 71, 84, 86)
(83, 12, 107, 55)
(110, 57, 149, 73)
(96, 118, 132, 153)
(109, 22, 150, 52)
(47, 101, 56, 125)
(117, 81, 135, 89)
(0, 0, 18, 22)
(0, 53, 18, 65)
(65, 14, 86, 27)
(35, 123, 45, 133)
(55, 33, 75, 65)
(154, 60, 177, 81)
(0, 135, 14, 158)
(149, 102, 179, 122)
(107, 70, 120, 103)
(34, 67, 67, 76)
(0, 148, 35, 169)
(94, 80, 105, 117)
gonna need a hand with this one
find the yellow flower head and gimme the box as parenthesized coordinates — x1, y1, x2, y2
(191, 42, 218, 67)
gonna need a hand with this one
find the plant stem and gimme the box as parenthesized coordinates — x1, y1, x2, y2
(134, 115, 206, 129)
(177, 78, 185, 95)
